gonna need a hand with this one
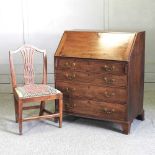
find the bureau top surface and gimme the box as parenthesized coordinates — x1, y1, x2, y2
(55, 31, 138, 61)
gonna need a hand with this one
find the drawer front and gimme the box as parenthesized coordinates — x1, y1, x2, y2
(56, 70, 93, 83)
(63, 99, 127, 121)
(55, 57, 89, 72)
(95, 74, 127, 87)
(56, 82, 127, 103)
(56, 70, 127, 87)
(55, 57, 127, 75)
(88, 60, 127, 75)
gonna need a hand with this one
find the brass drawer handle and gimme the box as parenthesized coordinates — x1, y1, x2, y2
(102, 108, 115, 114)
(103, 77, 115, 84)
(65, 102, 73, 109)
(63, 87, 70, 94)
(72, 74, 76, 79)
(65, 73, 76, 80)
(63, 87, 76, 93)
(104, 91, 115, 98)
(64, 62, 70, 67)
(102, 65, 115, 72)
(65, 87, 69, 92)
(65, 102, 76, 109)
(72, 88, 76, 91)
(65, 73, 72, 80)
(72, 62, 76, 67)
(64, 62, 76, 68)
(65, 73, 69, 78)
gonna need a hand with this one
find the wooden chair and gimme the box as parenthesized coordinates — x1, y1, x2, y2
(9, 45, 63, 135)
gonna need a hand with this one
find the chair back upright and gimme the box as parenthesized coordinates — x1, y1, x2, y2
(9, 45, 47, 89)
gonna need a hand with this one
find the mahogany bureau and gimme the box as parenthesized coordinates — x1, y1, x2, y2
(54, 31, 145, 134)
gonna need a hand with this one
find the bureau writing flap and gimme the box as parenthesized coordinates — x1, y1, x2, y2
(55, 31, 138, 61)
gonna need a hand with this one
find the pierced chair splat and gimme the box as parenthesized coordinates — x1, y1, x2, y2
(9, 45, 63, 135)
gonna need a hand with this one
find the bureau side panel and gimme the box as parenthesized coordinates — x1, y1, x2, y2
(128, 32, 145, 121)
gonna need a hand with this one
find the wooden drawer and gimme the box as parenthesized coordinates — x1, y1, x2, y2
(56, 70, 127, 87)
(55, 57, 127, 75)
(88, 60, 127, 75)
(56, 82, 127, 103)
(55, 57, 89, 72)
(95, 74, 127, 87)
(63, 99, 127, 121)
(55, 70, 93, 83)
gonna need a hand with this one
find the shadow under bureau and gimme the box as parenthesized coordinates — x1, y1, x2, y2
(54, 31, 145, 134)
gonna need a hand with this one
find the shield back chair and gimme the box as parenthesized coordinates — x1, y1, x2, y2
(9, 45, 63, 135)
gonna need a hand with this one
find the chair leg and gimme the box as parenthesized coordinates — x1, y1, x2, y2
(14, 96, 18, 123)
(58, 99, 63, 128)
(54, 100, 59, 123)
(39, 101, 45, 116)
(18, 100, 23, 135)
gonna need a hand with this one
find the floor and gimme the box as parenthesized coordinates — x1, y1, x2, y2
(0, 83, 155, 155)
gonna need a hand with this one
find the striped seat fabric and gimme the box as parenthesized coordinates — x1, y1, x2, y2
(15, 84, 61, 99)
